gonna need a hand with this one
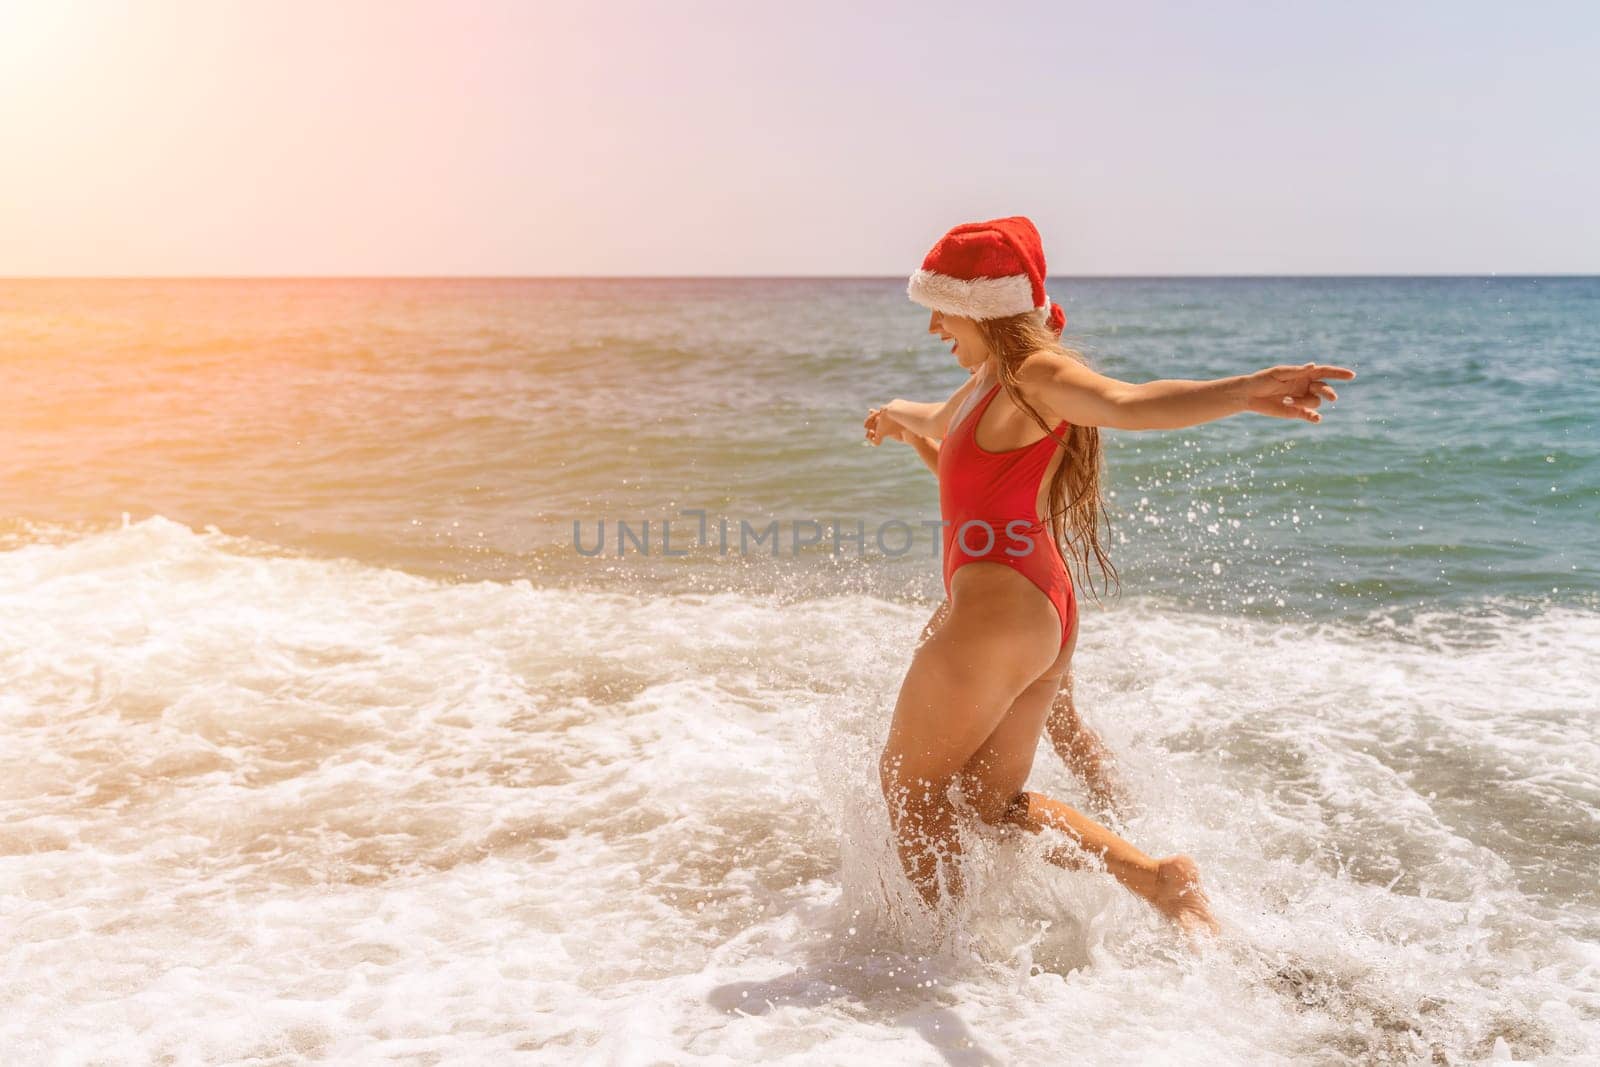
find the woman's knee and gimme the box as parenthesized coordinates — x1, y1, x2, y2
(960, 779, 1028, 826)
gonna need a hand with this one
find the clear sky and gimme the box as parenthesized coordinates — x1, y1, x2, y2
(2, 0, 1597, 276)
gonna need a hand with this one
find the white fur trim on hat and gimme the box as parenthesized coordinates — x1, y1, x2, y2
(906, 269, 1035, 320)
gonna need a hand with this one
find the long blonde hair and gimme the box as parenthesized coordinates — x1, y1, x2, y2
(974, 313, 1119, 600)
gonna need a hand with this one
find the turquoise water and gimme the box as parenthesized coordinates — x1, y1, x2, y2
(3, 278, 1598, 1061)
(1061, 276, 1599, 618)
(7, 277, 1593, 618)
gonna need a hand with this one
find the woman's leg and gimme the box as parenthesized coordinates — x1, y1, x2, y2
(999, 792, 1219, 936)
(878, 567, 1060, 909)
(1043, 671, 1133, 817)
(958, 618, 1220, 936)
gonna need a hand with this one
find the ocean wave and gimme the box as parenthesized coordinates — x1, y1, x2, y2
(2, 517, 1597, 1061)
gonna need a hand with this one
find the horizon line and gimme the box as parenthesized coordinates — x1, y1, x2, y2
(3, 272, 1599, 281)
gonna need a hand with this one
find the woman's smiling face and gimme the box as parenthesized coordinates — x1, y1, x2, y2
(927, 309, 988, 371)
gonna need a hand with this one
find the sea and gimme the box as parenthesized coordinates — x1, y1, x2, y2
(2, 276, 1597, 1064)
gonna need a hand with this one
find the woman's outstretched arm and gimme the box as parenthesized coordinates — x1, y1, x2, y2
(1019, 355, 1356, 431)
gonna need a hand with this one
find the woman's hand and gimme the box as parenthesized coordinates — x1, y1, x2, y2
(866, 406, 942, 474)
(1239, 362, 1356, 423)
(864, 406, 914, 446)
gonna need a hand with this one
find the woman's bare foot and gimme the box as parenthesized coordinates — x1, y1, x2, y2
(1150, 855, 1220, 938)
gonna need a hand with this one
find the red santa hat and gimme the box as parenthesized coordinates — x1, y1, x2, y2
(906, 215, 1066, 335)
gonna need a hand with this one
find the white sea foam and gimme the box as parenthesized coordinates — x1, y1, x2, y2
(2, 517, 1597, 1063)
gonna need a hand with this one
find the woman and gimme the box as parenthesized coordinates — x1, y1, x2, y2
(886, 394, 1132, 822)
(863, 216, 1354, 936)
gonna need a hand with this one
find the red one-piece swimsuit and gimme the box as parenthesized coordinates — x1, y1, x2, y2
(937, 377, 1079, 649)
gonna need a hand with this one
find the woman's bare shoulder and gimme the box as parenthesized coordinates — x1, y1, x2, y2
(1016, 347, 1074, 376)
(1014, 348, 1079, 391)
